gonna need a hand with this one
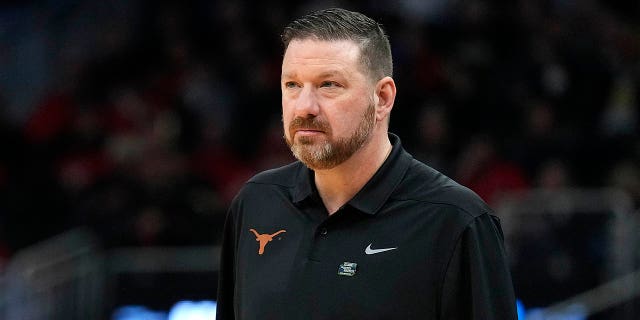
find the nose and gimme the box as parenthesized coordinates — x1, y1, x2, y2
(293, 86, 320, 118)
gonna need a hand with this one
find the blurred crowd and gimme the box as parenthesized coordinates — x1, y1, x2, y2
(0, 0, 638, 274)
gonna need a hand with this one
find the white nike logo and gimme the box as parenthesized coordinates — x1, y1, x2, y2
(365, 243, 398, 255)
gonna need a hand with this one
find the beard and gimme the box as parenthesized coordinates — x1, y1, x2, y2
(285, 103, 376, 170)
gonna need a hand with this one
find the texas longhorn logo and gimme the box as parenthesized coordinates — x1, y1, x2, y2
(249, 229, 286, 255)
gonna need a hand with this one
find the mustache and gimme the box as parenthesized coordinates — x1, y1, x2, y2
(288, 116, 330, 133)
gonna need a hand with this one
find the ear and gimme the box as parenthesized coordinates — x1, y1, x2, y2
(374, 76, 396, 122)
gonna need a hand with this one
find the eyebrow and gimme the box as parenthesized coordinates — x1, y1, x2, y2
(281, 70, 346, 80)
(281, 71, 296, 80)
(317, 70, 344, 78)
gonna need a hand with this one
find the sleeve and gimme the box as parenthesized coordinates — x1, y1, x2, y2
(216, 206, 238, 320)
(440, 212, 518, 319)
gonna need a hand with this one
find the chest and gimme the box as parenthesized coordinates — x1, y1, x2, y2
(233, 197, 462, 319)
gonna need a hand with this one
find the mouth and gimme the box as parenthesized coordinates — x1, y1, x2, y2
(292, 129, 326, 141)
(288, 117, 329, 139)
(294, 129, 324, 135)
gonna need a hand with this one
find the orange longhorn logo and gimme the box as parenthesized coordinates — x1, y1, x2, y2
(249, 229, 286, 255)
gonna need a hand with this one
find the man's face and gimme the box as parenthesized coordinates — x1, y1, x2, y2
(281, 39, 376, 170)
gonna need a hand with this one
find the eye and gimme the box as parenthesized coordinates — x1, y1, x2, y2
(284, 81, 299, 89)
(320, 81, 341, 88)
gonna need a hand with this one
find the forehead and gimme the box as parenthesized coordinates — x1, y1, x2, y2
(282, 39, 363, 77)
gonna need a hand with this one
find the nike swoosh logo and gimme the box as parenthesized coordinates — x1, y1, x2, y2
(365, 243, 398, 255)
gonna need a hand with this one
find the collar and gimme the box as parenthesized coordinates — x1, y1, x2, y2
(292, 133, 412, 215)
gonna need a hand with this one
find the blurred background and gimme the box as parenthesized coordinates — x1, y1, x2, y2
(0, 0, 638, 319)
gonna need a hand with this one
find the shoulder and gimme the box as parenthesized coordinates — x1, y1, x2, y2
(230, 161, 304, 205)
(393, 158, 492, 219)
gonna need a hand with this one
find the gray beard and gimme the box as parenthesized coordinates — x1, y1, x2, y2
(285, 103, 376, 170)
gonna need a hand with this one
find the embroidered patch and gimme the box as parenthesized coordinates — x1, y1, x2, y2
(338, 262, 358, 276)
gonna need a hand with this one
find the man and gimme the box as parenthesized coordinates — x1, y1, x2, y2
(217, 8, 517, 319)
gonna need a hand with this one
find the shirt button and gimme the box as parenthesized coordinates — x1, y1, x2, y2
(319, 228, 328, 235)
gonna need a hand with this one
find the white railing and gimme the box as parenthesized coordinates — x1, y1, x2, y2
(0, 228, 104, 320)
(496, 188, 639, 318)
(0, 227, 220, 319)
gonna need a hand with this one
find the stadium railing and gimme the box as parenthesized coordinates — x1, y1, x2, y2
(496, 187, 639, 319)
(0, 228, 220, 319)
(0, 228, 104, 319)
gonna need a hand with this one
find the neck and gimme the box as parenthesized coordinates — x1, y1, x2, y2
(314, 132, 392, 215)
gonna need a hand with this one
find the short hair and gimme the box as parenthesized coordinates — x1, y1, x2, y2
(281, 8, 393, 82)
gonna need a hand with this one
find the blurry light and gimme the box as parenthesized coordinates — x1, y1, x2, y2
(167, 300, 217, 320)
(112, 305, 167, 320)
(516, 299, 526, 320)
(517, 299, 587, 320)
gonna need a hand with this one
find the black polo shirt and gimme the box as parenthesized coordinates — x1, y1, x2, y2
(217, 134, 517, 319)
